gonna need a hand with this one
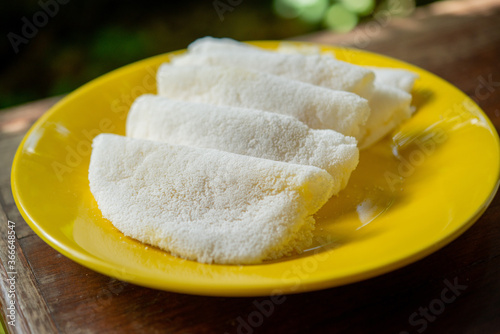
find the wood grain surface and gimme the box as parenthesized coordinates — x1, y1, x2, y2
(1, 0, 500, 333)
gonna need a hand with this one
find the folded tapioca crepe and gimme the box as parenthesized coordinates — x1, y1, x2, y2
(368, 67, 418, 93)
(127, 94, 359, 194)
(173, 37, 375, 99)
(359, 83, 412, 148)
(89, 134, 335, 264)
(157, 64, 370, 140)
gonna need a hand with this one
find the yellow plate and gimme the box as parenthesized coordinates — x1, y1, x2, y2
(11, 42, 500, 296)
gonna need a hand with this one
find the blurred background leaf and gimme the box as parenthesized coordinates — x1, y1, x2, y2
(1, 0, 441, 109)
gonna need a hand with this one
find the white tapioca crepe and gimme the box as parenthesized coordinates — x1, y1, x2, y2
(356, 67, 416, 148)
(157, 64, 370, 140)
(359, 83, 413, 149)
(172, 36, 375, 99)
(89, 134, 335, 264)
(368, 67, 418, 93)
(355, 66, 417, 148)
(126, 95, 359, 194)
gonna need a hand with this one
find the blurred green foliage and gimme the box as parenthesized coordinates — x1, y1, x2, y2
(1, 0, 440, 109)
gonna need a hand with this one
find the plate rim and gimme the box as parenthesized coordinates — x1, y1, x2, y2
(10, 42, 500, 296)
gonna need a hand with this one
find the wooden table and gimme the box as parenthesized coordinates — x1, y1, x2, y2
(1, 0, 499, 332)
